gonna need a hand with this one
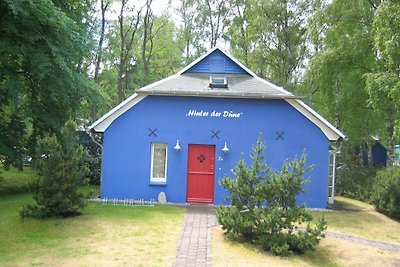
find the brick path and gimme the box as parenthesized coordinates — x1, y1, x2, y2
(174, 205, 218, 267)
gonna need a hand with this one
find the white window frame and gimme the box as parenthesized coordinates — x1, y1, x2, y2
(328, 149, 338, 205)
(150, 143, 168, 183)
(209, 75, 228, 88)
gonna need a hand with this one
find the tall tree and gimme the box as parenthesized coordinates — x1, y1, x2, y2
(303, 0, 382, 145)
(115, 0, 142, 103)
(176, 0, 205, 64)
(366, 0, 400, 166)
(142, 16, 183, 81)
(199, 0, 232, 48)
(228, 0, 251, 65)
(90, 0, 112, 121)
(0, 0, 95, 161)
(94, 0, 111, 81)
(248, 0, 311, 90)
(140, 0, 172, 84)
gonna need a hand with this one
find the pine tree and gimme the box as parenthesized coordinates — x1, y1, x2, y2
(216, 137, 326, 256)
(21, 120, 89, 218)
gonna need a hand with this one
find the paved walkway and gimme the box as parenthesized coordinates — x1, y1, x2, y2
(325, 231, 400, 251)
(174, 205, 218, 267)
(173, 205, 400, 267)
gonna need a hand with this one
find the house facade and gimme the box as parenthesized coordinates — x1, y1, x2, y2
(90, 48, 345, 208)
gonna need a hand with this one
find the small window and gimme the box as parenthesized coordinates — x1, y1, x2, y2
(209, 76, 228, 88)
(150, 143, 168, 183)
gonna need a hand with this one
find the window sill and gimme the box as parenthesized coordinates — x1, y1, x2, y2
(149, 181, 167, 186)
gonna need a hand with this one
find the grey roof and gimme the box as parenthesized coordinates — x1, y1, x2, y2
(137, 73, 300, 99)
(90, 47, 345, 141)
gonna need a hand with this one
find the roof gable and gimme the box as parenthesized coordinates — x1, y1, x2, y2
(89, 47, 346, 141)
(184, 49, 249, 74)
(139, 47, 293, 98)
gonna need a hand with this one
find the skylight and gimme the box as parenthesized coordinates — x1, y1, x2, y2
(209, 76, 228, 89)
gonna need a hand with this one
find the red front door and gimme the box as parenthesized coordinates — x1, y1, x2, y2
(187, 144, 215, 203)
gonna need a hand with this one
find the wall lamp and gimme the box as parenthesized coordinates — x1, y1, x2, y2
(222, 141, 229, 153)
(173, 140, 181, 151)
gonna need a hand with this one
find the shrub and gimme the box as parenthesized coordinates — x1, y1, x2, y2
(216, 138, 326, 256)
(335, 143, 377, 202)
(20, 120, 89, 218)
(370, 167, 400, 220)
(77, 131, 101, 185)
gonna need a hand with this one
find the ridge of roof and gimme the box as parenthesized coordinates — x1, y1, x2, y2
(138, 90, 301, 99)
(89, 47, 345, 141)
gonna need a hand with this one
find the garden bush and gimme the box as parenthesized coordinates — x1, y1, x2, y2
(77, 130, 101, 185)
(335, 143, 377, 202)
(20, 120, 89, 218)
(216, 138, 326, 256)
(370, 166, 400, 220)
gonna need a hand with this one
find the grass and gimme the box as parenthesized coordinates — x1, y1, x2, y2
(212, 227, 400, 267)
(0, 168, 185, 266)
(0, 193, 186, 266)
(212, 197, 400, 266)
(0, 167, 37, 195)
(2, 168, 400, 265)
(313, 196, 400, 244)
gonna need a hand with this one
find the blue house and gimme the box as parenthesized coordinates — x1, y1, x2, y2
(90, 48, 345, 208)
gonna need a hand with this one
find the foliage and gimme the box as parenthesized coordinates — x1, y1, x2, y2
(365, 0, 400, 166)
(20, 121, 89, 218)
(303, 0, 381, 144)
(229, 0, 311, 90)
(0, 114, 27, 170)
(335, 143, 377, 202)
(176, 0, 206, 63)
(0, 0, 101, 161)
(370, 167, 400, 220)
(77, 131, 101, 185)
(216, 138, 326, 256)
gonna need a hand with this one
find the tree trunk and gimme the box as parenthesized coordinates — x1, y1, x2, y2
(142, 0, 153, 84)
(367, 141, 373, 166)
(386, 108, 394, 166)
(117, 62, 125, 103)
(334, 77, 341, 129)
(117, 1, 126, 104)
(91, 0, 109, 120)
(17, 156, 24, 171)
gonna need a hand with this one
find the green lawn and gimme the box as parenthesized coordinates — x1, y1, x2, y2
(0, 193, 185, 266)
(0, 167, 185, 266)
(2, 168, 400, 266)
(313, 196, 400, 244)
(0, 167, 37, 195)
(213, 197, 400, 266)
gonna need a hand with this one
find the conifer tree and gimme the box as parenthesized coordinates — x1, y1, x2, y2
(217, 138, 326, 256)
(21, 120, 89, 218)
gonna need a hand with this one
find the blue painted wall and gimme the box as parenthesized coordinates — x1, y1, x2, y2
(101, 96, 330, 208)
(359, 141, 387, 167)
(185, 50, 248, 74)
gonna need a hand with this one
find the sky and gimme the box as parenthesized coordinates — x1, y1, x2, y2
(107, 0, 181, 24)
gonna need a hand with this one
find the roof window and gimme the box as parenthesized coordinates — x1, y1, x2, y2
(209, 75, 228, 89)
